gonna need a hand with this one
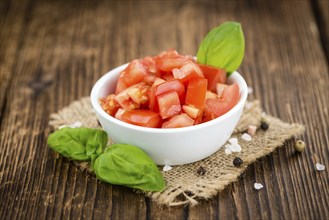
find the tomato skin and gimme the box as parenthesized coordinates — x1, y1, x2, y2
(172, 62, 204, 85)
(155, 79, 186, 103)
(120, 109, 163, 128)
(185, 78, 208, 109)
(140, 56, 160, 76)
(115, 60, 148, 94)
(148, 78, 166, 112)
(157, 91, 182, 119)
(155, 49, 192, 72)
(204, 83, 240, 118)
(162, 114, 194, 128)
(198, 64, 227, 92)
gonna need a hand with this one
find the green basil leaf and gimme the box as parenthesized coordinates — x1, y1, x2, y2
(93, 144, 165, 192)
(197, 21, 245, 75)
(47, 127, 108, 161)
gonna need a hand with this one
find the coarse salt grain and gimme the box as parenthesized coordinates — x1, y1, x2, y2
(225, 148, 232, 155)
(241, 133, 252, 141)
(248, 87, 253, 94)
(230, 144, 242, 152)
(247, 125, 257, 136)
(254, 183, 263, 190)
(163, 164, 172, 172)
(228, 138, 238, 145)
(316, 163, 325, 171)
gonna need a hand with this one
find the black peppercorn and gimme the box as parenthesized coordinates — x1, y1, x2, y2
(260, 121, 269, 130)
(197, 166, 206, 175)
(233, 157, 243, 167)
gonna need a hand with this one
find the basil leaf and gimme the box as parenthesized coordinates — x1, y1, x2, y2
(197, 21, 245, 75)
(47, 127, 108, 161)
(93, 144, 166, 192)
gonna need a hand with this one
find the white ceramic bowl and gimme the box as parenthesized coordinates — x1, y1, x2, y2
(91, 63, 248, 165)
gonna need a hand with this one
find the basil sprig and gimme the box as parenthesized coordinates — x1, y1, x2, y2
(197, 21, 245, 75)
(47, 127, 165, 192)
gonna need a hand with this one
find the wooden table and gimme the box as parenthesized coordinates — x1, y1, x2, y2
(1, 0, 328, 219)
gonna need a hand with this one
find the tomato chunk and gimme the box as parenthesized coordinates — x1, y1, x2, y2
(157, 91, 181, 119)
(204, 83, 240, 118)
(182, 105, 200, 119)
(185, 78, 208, 109)
(115, 83, 149, 110)
(99, 94, 120, 117)
(155, 49, 192, 71)
(155, 79, 185, 103)
(116, 60, 148, 94)
(120, 110, 162, 128)
(101, 50, 241, 128)
(162, 114, 194, 128)
(172, 62, 204, 85)
(198, 64, 227, 92)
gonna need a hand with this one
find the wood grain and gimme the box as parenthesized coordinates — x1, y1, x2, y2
(0, 0, 328, 219)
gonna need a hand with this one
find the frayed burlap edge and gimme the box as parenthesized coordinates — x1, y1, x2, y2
(48, 97, 305, 206)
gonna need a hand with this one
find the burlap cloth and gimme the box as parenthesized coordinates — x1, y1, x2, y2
(49, 97, 305, 206)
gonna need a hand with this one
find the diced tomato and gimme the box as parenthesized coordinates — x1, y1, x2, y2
(185, 78, 208, 109)
(115, 108, 125, 120)
(205, 91, 218, 100)
(204, 83, 240, 118)
(172, 62, 204, 85)
(155, 49, 192, 71)
(115, 76, 128, 94)
(115, 60, 148, 94)
(140, 56, 160, 76)
(198, 64, 227, 92)
(148, 78, 166, 112)
(127, 85, 150, 105)
(155, 79, 185, 103)
(201, 112, 216, 123)
(115, 83, 149, 110)
(120, 110, 162, 128)
(182, 105, 200, 119)
(216, 83, 227, 97)
(99, 94, 120, 117)
(162, 114, 194, 128)
(101, 50, 241, 128)
(157, 91, 181, 119)
(143, 74, 158, 85)
(161, 72, 175, 81)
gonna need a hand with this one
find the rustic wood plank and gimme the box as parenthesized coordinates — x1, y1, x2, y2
(0, 0, 328, 219)
(313, 0, 329, 61)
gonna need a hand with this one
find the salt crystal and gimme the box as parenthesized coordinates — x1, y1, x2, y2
(225, 148, 232, 155)
(248, 87, 253, 94)
(254, 183, 263, 190)
(230, 144, 242, 152)
(316, 163, 325, 171)
(247, 125, 257, 136)
(228, 138, 238, 145)
(163, 164, 172, 172)
(241, 133, 252, 141)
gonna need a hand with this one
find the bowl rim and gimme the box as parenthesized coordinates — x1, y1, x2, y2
(91, 63, 248, 134)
